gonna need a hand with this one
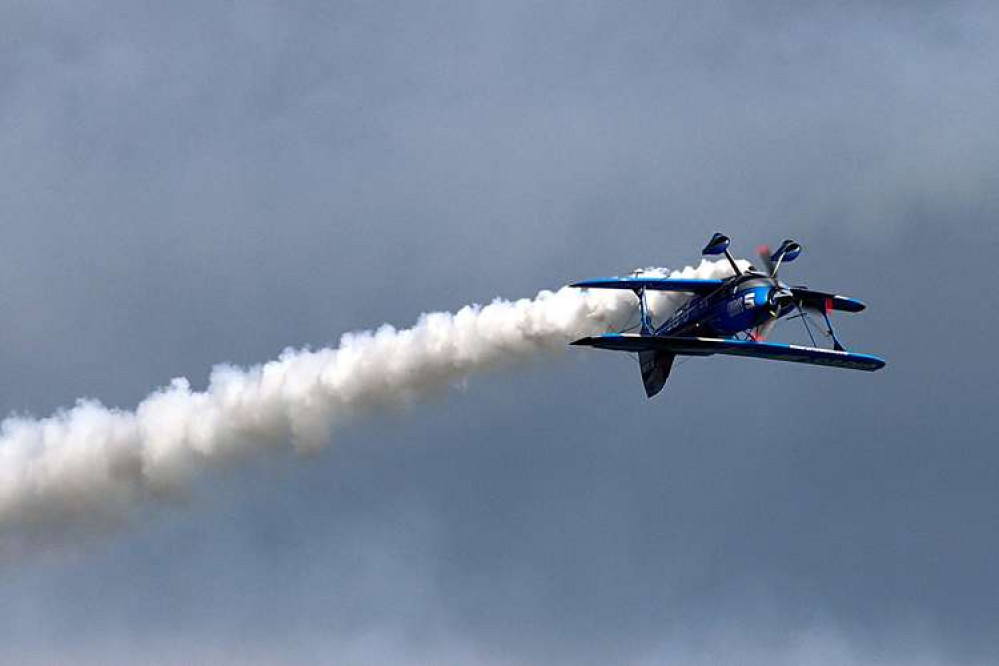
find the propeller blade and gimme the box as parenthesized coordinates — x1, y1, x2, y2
(756, 244, 774, 274)
(752, 317, 778, 341)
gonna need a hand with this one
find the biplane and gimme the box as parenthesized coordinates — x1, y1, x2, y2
(571, 233, 885, 398)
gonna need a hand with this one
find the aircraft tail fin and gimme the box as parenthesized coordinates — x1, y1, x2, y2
(639, 350, 676, 398)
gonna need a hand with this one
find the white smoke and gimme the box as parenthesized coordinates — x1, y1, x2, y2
(0, 259, 737, 543)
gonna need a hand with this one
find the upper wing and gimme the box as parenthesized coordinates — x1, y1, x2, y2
(571, 277, 724, 295)
(791, 288, 866, 313)
(571, 334, 886, 371)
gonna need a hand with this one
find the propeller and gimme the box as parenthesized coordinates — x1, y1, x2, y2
(753, 240, 843, 349)
(751, 284, 795, 341)
(752, 241, 800, 340)
(756, 244, 775, 275)
(756, 240, 802, 278)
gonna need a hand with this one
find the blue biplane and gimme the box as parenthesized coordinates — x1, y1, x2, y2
(571, 233, 885, 398)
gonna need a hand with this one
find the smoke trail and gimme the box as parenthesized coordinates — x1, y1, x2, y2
(0, 259, 736, 544)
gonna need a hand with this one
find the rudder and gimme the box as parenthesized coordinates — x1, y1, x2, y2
(639, 350, 676, 398)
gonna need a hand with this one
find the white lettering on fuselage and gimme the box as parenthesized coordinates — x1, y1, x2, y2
(726, 290, 755, 317)
(665, 285, 767, 335)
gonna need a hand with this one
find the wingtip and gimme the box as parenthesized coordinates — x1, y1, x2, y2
(853, 353, 886, 371)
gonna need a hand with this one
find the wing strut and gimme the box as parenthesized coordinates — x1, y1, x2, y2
(791, 303, 819, 347)
(820, 304, 845, 351)
(638, 287, 653, 335)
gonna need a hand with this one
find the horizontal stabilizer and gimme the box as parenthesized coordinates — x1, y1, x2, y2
(791, 288, 866, 313)
(572, 334, 885, 371)
(571, 277, 724, 295)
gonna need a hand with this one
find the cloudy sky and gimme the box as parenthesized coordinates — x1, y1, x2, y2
(1, 1, 997, 663)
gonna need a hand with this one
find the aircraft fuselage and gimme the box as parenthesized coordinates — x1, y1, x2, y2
(657, 272, 795, 338)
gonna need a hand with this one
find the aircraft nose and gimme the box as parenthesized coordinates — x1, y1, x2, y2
(768, 287, 795, 315)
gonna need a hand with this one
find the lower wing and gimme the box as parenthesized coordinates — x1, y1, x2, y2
(571, 334, 886, 371)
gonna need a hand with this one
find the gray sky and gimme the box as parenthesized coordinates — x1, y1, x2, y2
(1, 1, 998, 663)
